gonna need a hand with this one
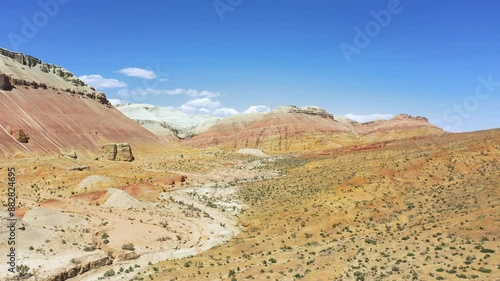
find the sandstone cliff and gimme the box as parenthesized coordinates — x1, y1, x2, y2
(0, 48, 161, 157)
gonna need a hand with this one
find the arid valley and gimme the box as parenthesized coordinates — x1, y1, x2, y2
(1, 2, 500, 280)
(1, 123, 499, 281)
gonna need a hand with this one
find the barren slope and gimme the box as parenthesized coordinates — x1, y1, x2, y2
(187, 106, 356, 152)
(0, 48, 161, 156)
(151, 129, 500, 281)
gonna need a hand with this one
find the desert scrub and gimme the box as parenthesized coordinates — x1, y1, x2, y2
(122, 243, 135, 251)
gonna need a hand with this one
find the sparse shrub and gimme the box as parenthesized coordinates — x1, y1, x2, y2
(17, 264, 30, 277)
(480, 248, 494, 253)
(478, 267, 492, 273)
(121, 243, 135, 251)
(83, 245, 96, 252)
(103, 269, 115, 277)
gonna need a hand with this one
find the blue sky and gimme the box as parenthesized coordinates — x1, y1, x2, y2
(1, 0, 499, 132)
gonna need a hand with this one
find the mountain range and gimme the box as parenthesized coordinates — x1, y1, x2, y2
(0, 48, 443, 157)
(117, 103, 444, 152)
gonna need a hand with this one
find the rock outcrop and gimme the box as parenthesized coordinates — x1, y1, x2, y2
(278, 105, 335, 120)
(0, 48, 109, 105)
(42, 255, 114, 281)
(100, 143, 135, 162)
(0, 48, 41, 67)
(393, 113, 429, 122)
(61, 150, 77, 160)
(117, 251, 140, 261)
(0, 73, 12, 90)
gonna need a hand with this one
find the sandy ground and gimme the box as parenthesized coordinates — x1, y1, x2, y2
(0, 153, 281, 281)
(71, 184, 242, 281)
(236, 148, 269, 157)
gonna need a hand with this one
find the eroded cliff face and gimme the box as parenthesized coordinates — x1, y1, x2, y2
(0, 48, 161, 157)
(0, 48, 101, 99)
(0, 48, 42, 67)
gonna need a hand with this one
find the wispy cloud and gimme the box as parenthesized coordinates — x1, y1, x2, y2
(116, 88, 220, 98)
(79, 75, 127, 89)
(344, 113, 394, 123)
(117, 67, 157, 79)
(165, 88, 220, 98)
(178, 103, 270, 117)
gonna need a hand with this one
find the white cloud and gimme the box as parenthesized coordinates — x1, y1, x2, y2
(244, 105, 271, 114)
(178, 97, 225, 115)
(183, 98, 220, 109)
(344, 113, 394, 123)
(117, 88, 163, 97)
(108, 99, 126, 106)
(178, 104, 213, 115)
(117, 67, 157, 79)
(214, 108, 240, 117)
(79, 75, 128, 89)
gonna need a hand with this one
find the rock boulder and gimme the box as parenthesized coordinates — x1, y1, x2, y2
(118, 251, 140, 261)
(100, 143, 134, 162)
(8, 127, 29, 143)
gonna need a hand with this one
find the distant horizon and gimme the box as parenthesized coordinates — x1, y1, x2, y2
(2, 45, 498, 134)
(110, 101, 401, 126)
(113, 101, 499, 135)
(2, 0, 499, 133)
